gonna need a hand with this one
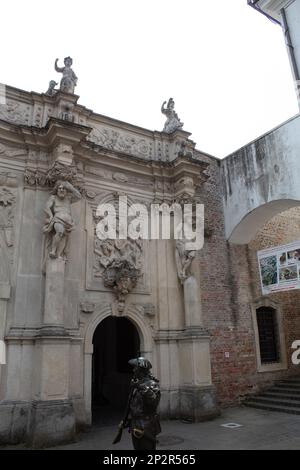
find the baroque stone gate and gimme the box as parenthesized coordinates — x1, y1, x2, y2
(0, 61, 219, 447)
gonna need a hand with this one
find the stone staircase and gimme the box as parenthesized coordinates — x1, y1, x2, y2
(244, 377, 300, 415)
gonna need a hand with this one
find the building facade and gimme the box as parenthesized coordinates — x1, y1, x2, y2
(1, 2, 300, 445)
(0, 79, 223, 446)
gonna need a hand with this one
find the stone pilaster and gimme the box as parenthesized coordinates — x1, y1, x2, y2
(42, 257, 67, 334)
(179, 275, 219, 421)
(183, 275, 203, 328)
(26, 257, 75, 447)
(0, 283, 10, 399)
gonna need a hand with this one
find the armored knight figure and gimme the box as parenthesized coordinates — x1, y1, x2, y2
(113, 357, 161, 450)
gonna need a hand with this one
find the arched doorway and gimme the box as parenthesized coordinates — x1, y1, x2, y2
(92, 316, 140, 425)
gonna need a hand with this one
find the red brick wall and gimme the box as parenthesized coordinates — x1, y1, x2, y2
(199, 190, 300, 405)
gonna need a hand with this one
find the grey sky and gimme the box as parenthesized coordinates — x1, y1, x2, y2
(1, 0, 299, 158)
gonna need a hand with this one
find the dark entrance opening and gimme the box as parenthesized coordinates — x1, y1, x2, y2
(92, 316, 140, 425)
(256, 306, 280, 364)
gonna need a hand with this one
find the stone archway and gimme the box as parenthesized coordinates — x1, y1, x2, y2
(83, 305, 153, 425)
(91, 316, 139, 424)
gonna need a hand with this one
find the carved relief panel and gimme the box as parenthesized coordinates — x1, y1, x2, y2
(0, 172, 18, 283)
(0, 100, 32, 126)
(87, 125, 154, 160)
(85, 194, 151, 308)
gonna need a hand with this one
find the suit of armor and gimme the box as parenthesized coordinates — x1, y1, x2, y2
(127, 358, 161, 450)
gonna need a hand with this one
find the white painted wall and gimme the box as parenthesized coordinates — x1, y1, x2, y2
(222, 113, 300, 243)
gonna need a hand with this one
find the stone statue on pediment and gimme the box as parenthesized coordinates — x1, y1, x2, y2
(55, 57, 78, 94)
(161, 98, 183, 134)
(45, 80, 58, 97)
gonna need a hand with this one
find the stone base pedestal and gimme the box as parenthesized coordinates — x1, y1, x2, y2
(183, 276, 203, 328)
(44, 258, 66, 327)
(179, 385, 220, 422)
(159, 388, 180, 420)
(27, 400, 76, 448)
(178, 328, 220, 422)
(0, 401, 31, 444)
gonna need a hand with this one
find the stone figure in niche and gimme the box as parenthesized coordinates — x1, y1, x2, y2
(43, 180, 81, 260)
(0, 188, 15, 248)
(55, 57, 78, 94)
(175, 222, 196, 284)
(0, 188, 15, 282)
(175, 238, 196, 284)
(45, 80, 58, 97)
(161, 98, 184, 134)
(113, 357, 161, 450)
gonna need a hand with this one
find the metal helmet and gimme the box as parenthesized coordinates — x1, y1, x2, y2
(128, 357, 152, 370)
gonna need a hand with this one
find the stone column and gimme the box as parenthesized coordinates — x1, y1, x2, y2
(179, 274, 219, 421)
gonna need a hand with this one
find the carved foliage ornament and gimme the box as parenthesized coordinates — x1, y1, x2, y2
(0, 101, 30, 126)
(88, 127, 153, 159)
(0, 188, 15, 229)
(94, 232, 144, 312)
(25, 161, 85, 194)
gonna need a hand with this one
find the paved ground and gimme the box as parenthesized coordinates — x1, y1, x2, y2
(2, 406, 300, 450)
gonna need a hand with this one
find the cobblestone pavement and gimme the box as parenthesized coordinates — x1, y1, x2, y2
(2, 406, 300, 450)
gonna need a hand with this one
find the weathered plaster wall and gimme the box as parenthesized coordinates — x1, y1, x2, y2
(221, 113, 300, 243)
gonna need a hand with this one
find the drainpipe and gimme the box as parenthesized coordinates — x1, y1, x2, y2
(281, 7, 300, 110)
(280, 7, 300, 82)
(247, 0, 281, 25)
